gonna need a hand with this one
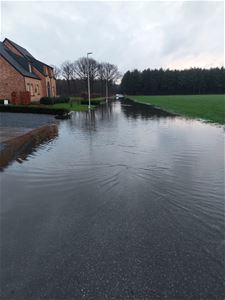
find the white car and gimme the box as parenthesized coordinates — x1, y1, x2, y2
(115, 94, 125, 100)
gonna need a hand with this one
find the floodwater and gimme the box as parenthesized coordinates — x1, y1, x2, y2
(0, 100, 224, 299)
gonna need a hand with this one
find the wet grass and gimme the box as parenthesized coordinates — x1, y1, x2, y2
(129, 94, 225, 124)
(53, 97, 106, 111)
(52, 103, 95, 111)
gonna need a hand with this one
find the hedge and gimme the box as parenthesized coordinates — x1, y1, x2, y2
(0, 105, 69, 115)
(80, 99, 104, 105)
(40, 96, 70, 105)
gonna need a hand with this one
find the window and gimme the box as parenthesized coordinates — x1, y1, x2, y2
(26, 83, 30, 92)
(30, 84, 34, 96)
(37, 84, 40, 95)
(28, 63, 32, 73)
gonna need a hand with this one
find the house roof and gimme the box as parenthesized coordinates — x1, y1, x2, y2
(4, 38, 34, 58)
(0, 42, 40, 79)
(4, 38, 54, 72)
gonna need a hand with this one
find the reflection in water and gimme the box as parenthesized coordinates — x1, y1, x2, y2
(0, 100, 224, 299)
(121, 98, 175, 120)
(0, 124, 58, 171)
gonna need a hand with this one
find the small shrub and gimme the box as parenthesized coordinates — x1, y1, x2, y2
(80, 92, 101, 100)
(40, 96, 70, 105)
(80, 92, 88, 100)
(80, 99, 103, 105)
(91, 93, 101, 99)
(40, 97, 54, 105)
(53, 96, 70, 104)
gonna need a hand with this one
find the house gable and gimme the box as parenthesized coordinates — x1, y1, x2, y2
(3, 38, 34, 58)
(0, 42, 40, 80)
(0, 38, 56, 100)
(3, 38, 54, 78)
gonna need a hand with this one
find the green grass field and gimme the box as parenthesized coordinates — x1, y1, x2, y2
(129, 95, 225, 124)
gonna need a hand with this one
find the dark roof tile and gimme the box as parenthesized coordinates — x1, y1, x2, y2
(5, 38, 34, 58)
(0, 42, 40, 80)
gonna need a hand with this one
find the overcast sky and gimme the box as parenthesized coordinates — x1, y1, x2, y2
(1, 1, 224, 74)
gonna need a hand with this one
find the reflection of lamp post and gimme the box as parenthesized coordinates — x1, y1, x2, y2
(105, 79, 108, 102)
(87, 52, 93, 110)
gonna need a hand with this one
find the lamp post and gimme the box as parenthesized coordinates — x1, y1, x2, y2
(87, 52, 92, 110)
(105, 79, 108, 102)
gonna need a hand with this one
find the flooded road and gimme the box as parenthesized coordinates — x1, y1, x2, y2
(0, 100, 224, 299)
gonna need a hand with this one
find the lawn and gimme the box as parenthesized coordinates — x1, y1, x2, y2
(0, 97, 106, 114)
(129, 95, 225, 124)
(52, 103, 95, 111)
(53, 97, 106, 111)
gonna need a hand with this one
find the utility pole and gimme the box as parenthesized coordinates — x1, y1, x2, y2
(87, 52, 92, 110)
(105, 79, 108, 102)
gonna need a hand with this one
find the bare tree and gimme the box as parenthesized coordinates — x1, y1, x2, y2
(61, 60, 75, 95)
(61, 60, 74, 80)
(73, 57, 87, 80)
(97, 63, 105, 96)
(51, 65, 61, 79)
(74, 57, 99, 81)
(73, 57, 99, 95)
(88, 58, 99, 81)
(98, 62, 121, 99)
(101, 63, 121, 83)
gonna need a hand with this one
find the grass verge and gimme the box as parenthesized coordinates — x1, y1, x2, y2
(128, 95, 225, 124)
(0, 97, 106, 114)
(52, 103, 95, 111)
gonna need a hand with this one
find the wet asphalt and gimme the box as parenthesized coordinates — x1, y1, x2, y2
(0, 101, 224, 299)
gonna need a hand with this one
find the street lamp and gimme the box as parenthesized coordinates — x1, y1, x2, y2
(87, 52, 93, 110)
(105, 79, 108, 102)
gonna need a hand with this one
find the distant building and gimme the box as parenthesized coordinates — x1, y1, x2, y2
(0, 38, 56, 102)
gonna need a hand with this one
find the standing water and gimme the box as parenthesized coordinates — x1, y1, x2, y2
(0, 100, 224, 299)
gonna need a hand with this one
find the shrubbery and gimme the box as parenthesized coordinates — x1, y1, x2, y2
(0, 105, 68, 115)
(79, 92, 104, 105)
(80, 99, 104, 105)
(80, 92, 101, 100)
(40, 96, 70, 105)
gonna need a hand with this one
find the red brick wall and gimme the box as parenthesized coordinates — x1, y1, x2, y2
(51, 77, 57, 96)
(32, 67, 47, 96)
(0, 56, 25, 100)
(1, 41, 57, 100)
(24, 77, 43, 102)
(33, 66, 57, 97)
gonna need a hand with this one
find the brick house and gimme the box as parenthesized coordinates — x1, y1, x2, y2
(0, 38, 56, 103)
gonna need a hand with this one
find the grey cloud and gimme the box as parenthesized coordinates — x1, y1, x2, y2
(1, 1, 224, 73)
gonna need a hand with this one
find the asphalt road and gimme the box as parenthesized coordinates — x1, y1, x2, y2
(1, 101, 224, 299)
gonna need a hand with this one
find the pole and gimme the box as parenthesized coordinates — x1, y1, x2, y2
(87, 52, 92, 110)
(105, 80, 108, 102)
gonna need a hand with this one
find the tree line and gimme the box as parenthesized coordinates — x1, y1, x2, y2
(52, 58, 120, 97)
(120, 67, 225, 95)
